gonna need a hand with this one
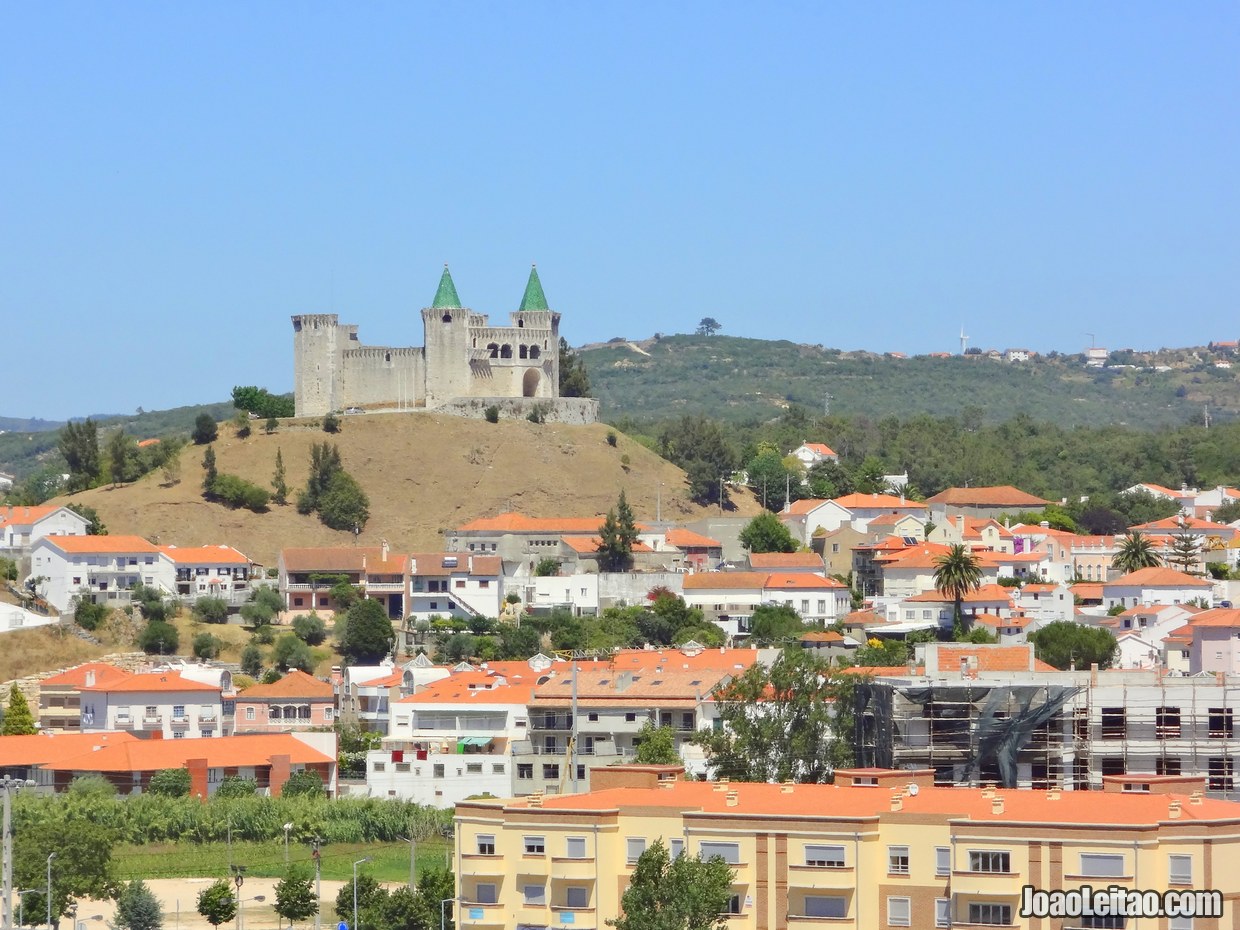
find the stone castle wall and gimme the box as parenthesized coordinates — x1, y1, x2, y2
(433, 396, 600, 424)
(339, 346, 425, 408)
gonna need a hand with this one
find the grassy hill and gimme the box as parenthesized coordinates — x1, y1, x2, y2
(50, 413, 760, 567)
(581, 335, 1240, 428)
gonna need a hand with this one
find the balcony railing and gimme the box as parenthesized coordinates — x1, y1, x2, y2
(143, 714, 163, 725)
(114, 714, 133, 725)
(171, 715, 191, 728)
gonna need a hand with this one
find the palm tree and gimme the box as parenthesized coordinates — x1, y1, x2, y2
(1113, 531, 1162, 575)
(933, 543, 983, 635)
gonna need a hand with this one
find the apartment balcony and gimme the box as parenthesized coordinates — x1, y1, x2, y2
(114, 714, 133, 727)
(170, 715, 192, 729)
(457, 902, 505, 928)
(551, 904, 597, 926)
(364, 581, 405, 593)
(549, 858, 595, 880)
(143, 713, 163, 726)
(950, 871, 1024, 897)
(457, 854, 505, 876)
(786, 865, 856, 890)
(787, 916, 855, 929)
(200, 712, 218, 724)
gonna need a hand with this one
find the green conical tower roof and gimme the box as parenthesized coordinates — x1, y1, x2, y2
(432, 264, 462, 309)
(518, 264, 548, 311)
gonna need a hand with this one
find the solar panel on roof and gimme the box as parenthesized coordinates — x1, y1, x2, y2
(902, 536, 919, 545)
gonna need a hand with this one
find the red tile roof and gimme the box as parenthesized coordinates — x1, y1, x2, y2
(39, 662, 133, 689)
(398, 671, 536, 706)
(158, 545, 251, 565)
(665, 528, 723, 549)
(0, 732, 140, 767)
(781, 498, 832, 516)
(238, 670, 334, 699)
(0, 505, 68, 527)
(832, 493, 928, 510)
(683, 572, 769, 591)
(1105, 567, 1212, 588)
(45, 734, 333, 773)
(800, 442, 837, 456)
(408, 552, 502, 575)
(80, 671, 221, 694)
(763, 572, 846, 590)
(1130, 516, 1233, 532)
(455, 513, 620, 534)
(282, 546, 407, 574)
(925, 486, 1052, 507)
(748, 552, 824, 570)
(42, 535, 159, 554)
(906, 584, 1014, 604)
(1184, 608, 1240, 629)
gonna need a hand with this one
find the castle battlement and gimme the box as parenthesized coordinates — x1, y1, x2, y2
(291, 265, 590, 422)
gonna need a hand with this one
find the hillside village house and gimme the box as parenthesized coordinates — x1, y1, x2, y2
(780, 494, 928, 546)
(29, 534, 162, 612)
(158, 544, 254, 606)
(925, 484, 1052, 520)
(79, 671, 229, 738)
(279, 544, 409, 617)
(1102, 567, 1214, 611)
(454, 765, 1240, 928)
(234, 669, 335, 733)
(407, 552, 504, 622)
(0, 731, 140, 789)
(38, 662, 132, 732)
(0, 505, 89, 561)
(1182, 608, 1240, 675)
(791, 441, 838, 466)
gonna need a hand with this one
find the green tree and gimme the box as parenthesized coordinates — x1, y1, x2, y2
(210, 473, 270, 512)
(106, 429, 139, 486)
(266, 416, 279, 435)
(1029, 621, 1118, 670)
(633, 720, 680, 765)
(201, 446, 218, 497)
(58, 418, 102, 492)
(610, 839, 734, 930)
(147, 767, 192, 797)
(214, 775, 258, 799)
(318, 470, 370, 532)
(15, 817, 119, 926)
(694, 650, 854, 783)
(2, 684, 37, 735)
(854, 637, 910, 666)
(656, 415, 735, 507)
(282, 770, 326, 798)
(695, 317, 722, 336)
(138, 620, 180, 656)
(323, 413, 342, 434)
(597, 490, 640, 571)
(534, 557, 560, 576)
(273, 632, 315, 673)
(192, 414, 219, 445)
(748, 603, 806, 645)
(559, 337, 592, 397)
(1114, 531, 1162, 575)
(292, 613, 327, 645)
(1212, 500, 1240, 524)
(932, 544, 983, 634)
(197, 879, 237, 928)
(805, 460, 853, 499)
(340, 599, 395, 664)
(114, 880, 163, 930)
(738, 512, 796, 553)
(192, 632, 223, 660)
(232, 385, 295, 419)
(274, 867, 318, 926)
(193, 596, 230, 623)
(1167, 531, 1201, 574)
(272, 448, 289, 505)
(335, 873, 382, 922)
(240, 642, 265, 677)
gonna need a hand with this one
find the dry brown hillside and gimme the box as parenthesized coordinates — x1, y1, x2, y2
(55, 413, 760, 567)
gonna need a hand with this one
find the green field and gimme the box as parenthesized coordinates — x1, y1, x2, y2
(113, 838, 452, 883)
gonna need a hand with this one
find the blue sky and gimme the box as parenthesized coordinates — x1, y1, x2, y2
(3, 3, 1237, 419)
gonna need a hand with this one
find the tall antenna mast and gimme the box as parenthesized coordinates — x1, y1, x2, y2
(959, 326, 969, 354)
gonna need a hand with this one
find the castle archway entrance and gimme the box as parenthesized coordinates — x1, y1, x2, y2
(522, 368, 540, 397)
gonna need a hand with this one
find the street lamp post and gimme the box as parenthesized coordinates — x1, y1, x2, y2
(439, 898, 453, 930)
(311, 837, 323, 930)
(74, 913, 103, 930)
(230, 865, 247, 930)
(282, 823, 293, 866)
(352, 858, 371, 930)
(236, 896, 265, 930)
(47, 852, 56, 930)
(16, 888, 39, 927)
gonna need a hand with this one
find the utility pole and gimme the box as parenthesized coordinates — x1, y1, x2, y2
(784, 472, 790, 512)
(312, 838, 322, 930)
(2, 778, 35, 930)
(407, 832, 417, 890)
(570, 658, 579, 793)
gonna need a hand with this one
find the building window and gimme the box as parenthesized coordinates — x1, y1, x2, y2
(395, 763, 410, 773)
(1156, 706, 1181, 737)
(1101, 707, 1126, 739)
(543, 763, 559, 780)
(522, 883, 545, 906)
(669, 838, 684, 858)
(1079, 853, 1126, 878)
(432, 764, 444, 778)
(969, 851, 1010, 873)
(724, 895, 742, 915)
(887, 896, 911, 927)
(968, 903, 1012, 926)
(935, 898, 950, 928)
(699, 842, 740, 864)
(566, 836, 586, 859)
(888, 846, 909, 874)
(476, 835, 496, 856)
(245, 707, 255, 720)
(935, 846, 950, 876)
(565, 885, 589, 908)
(465, 763, 482, 774)
(523, 836, 545, 855)
(517, 763, 533, 780)
(474, 883, 497, 904)
(626, 837, 646, 864)
(1156, 757, 1182, 776)
(1209, 707, 1234, 738)
(491, 763, 504, 774)
(1209, 756, 1234, 792)
(804, 844, 845, 868)
(1168, 854, 1192, 885)
(324, 707, 333, 720)
(373, 762, 385, 772)
(803, 896, 847, 918)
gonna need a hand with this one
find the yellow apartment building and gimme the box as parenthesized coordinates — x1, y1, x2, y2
(453, 766, 1240, 930)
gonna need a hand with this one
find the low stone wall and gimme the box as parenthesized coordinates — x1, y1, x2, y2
(432, 396, 600, 424)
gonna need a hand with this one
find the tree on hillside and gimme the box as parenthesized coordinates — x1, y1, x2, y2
(656, 415, 735, 507)
(114, 880, 162, 930)
(633, 720, 680, 765)
(558, 337, 591, 397)
(1030, 621, 1118, 670)
(192, 414, 218, 445)
(598, 490, 640, 571)
(933, 544, 983, 634)
(695, 317, 722, 336)
(1213, 500, 1240, 524)
(748, 603, 807, 645)
(2, 684, 37, 735)
(738, 512, 796, 553)
(292, 612, 327, 645)
(66, 503, 106, 535)
(138, 620, 180, 656)
(232, 385, 295, 419)
(612, 840, 734, 930)
(1114, 531, 1162, 575)
(746, 448, 798, 511)
(197, 879, 237, 928)
(240, 642, 264, 677)
(272, 448, 288, 505)
(202, 446, 218, 498)
(1167, 531, 1201, 575)
(318, 470, 370, 531)
(106, 429, 140, 486)
(340, 598, 395, 665)
(335, 873, 382, 923)
(806, 460, 854, 499)
(273, 632, 315, 673)
(274, 867, 318, 927)
(694, 650, 854, 783)
(59, 418, 101, 492)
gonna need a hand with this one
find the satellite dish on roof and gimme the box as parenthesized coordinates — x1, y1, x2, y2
(908, 783, 920, 796)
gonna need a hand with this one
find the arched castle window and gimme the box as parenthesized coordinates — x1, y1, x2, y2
(442, 313, 453, 323)
(487, 343, 499, 359)
(529, 345, 540, 359)
(500, 345, 513, 359)
(518, 318, 525, 328)
(519, 345, 528, 359)
(385, 352, 391, 362)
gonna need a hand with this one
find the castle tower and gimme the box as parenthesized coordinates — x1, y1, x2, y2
(511, 264, 561, 398)
(420, 265, 472, 406)
(290, 314, 346, 417)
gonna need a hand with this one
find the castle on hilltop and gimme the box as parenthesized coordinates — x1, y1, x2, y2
(291, 265, 597, 422)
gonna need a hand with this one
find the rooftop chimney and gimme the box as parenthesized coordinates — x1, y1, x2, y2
(725, 792, 739, 808)
(991, 797, 1005, 815)
(981, 786, 996, 799)
(1168, 799, 1182, 819)
(85, 670, 95, 687)
(781, 782, 794, 794)
(891, 793, 903, 812)
(381, 538, 389, 561)
(1189, 791, 1204, 806)
(1046, 787, 1061, 801)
